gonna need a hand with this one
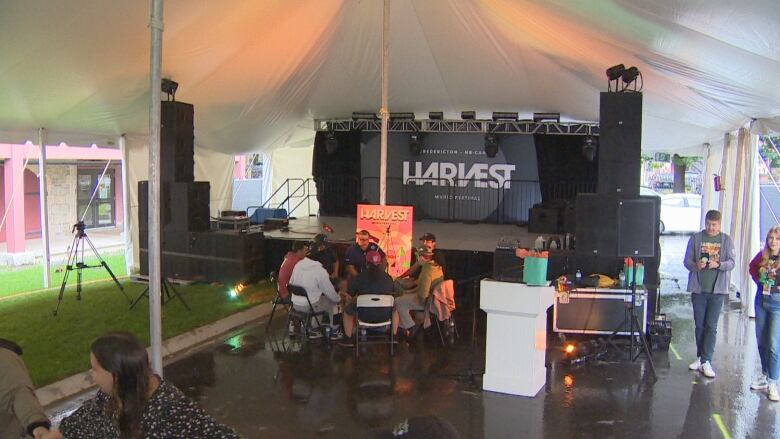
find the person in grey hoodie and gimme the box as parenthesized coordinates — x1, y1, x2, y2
(684, 210, 736, 378)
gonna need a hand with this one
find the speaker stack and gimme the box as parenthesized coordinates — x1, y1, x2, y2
(139, 101, 264, 283)
(574, 92, 660, 315)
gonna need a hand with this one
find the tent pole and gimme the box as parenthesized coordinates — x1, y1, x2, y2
(379, 0, 389, 206)
(38, 128, 51, 289)
(148, 0, 164, 376)
(120, 135, 133, 276)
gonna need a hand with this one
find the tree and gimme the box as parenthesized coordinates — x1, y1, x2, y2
(672, 154, 700, 193)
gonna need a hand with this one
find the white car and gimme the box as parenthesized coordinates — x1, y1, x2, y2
(659, 193, 702, 233)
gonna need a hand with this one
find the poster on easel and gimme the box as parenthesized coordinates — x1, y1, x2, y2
(356, 204, 414, 278)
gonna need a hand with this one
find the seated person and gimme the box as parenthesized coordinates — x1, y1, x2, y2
(344, 230, 385, 279)
(0, 338, 57, 439)
(339, 251, 395, 345)
(396, 233, 446, 293)
(309, 234, 340, 280)
(392, 247, 444, 338)
(289, 250, 344, 339)
(57, 332, 239, 439)
(277, 241, 308, 300)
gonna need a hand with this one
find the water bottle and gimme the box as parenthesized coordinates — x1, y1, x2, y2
(324, 325, 332, 343)
(360, 328, 367, 342)
(619, 270, 626, 288)
(575, 270, 582, 283)
(534, 236, 545, 251)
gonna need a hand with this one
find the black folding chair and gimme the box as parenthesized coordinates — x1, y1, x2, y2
(286, 284, 327, 339)
(265, 271, 292, 333)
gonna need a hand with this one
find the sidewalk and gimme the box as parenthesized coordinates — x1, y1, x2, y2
(0, 227, 125, 267)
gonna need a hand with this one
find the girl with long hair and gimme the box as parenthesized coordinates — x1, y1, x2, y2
(58, 332, 240, 438)
(749, 225, 780, 401)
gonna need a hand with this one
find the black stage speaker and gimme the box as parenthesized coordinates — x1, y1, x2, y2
(528, 207, 559, 233)
(493, 248, 523, 283)
(617, 197, 659, 257)
(161, 101, 195, 183)
(598, 92, 642, 197)
(575, 194, 617, 258)
(137, 181, 210, 232)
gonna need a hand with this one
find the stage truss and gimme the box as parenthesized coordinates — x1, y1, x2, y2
(314, 118, 599, 136)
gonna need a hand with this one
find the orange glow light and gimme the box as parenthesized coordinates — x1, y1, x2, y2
(564, 344, 576, 354)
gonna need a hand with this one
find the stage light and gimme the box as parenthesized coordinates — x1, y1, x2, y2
(582, 136, 597, 162)
(533, 112, 560, 123)
(325, 130, 338, 154)
(409, 133, 424, 156)
(492, 112, 519, 122)
(564, 343, 576, 354)
(564, 374, 575, 387)
(606, 64, 625, 81)
(484, 133, 499, 158)
(428, 111, 444, 120)
(352, 112, 379, 120)
(390, 112, 415, 120)
(228, 288, 238, 299)
(622, 66, 640, 84)
(461, 111, 476, 120)
(161, 78, 178, 101)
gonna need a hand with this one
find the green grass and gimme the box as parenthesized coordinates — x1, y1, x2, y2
(0, 253, 128, 298)
(0, 278, 274, 387)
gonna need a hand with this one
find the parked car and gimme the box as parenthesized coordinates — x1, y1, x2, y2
(640, 186, 662, 198)
(659, 193, 702, 233)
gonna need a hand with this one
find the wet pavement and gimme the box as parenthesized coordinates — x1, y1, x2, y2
(48, 234, 780, 438)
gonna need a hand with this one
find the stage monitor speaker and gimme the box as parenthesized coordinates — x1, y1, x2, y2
(598, 92, 642, 197)
(575, 194, 617, 258)
(161, 101, 195, 183)
(616, 196, 659, 257)
(528, 207, 559, 233)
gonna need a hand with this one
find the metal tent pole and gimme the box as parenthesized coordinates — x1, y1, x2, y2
(148, 0, 164, 376)
(379, 0, 389, 206)
(38, 128, 51, 288)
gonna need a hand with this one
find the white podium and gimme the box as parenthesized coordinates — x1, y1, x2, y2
(480, 279, 555, 397)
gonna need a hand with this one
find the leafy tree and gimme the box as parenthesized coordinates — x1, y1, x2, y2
(672, 154, 700, 193)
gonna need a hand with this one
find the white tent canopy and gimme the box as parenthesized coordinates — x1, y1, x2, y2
(1, 0, 779, 156)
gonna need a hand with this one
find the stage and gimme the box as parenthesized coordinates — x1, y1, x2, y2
(262, 215, 537, 253)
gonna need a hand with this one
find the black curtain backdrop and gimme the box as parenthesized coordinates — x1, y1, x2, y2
(533, 134, 598, 202)
(312, 130, 362, 216)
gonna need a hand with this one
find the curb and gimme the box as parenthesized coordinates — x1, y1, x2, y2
(36, 301, 272, 407)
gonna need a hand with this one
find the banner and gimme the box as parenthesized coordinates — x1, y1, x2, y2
(361, 132, 541, 222)
(356, 204, 414, 278)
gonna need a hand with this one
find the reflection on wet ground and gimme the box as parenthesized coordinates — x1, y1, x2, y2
(128, 292, 774, 439)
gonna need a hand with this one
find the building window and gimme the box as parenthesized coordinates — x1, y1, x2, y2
(77, 168, 115, 227)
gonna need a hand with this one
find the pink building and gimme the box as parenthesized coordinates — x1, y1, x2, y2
(0, 143, 123, 253)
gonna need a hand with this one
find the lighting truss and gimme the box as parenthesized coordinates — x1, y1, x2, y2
(315, 119, 599, 136)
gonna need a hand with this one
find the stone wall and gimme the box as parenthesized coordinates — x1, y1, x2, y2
(46, 164, 78, 235)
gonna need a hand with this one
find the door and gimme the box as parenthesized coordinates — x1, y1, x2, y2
(77, 168, 115, 228)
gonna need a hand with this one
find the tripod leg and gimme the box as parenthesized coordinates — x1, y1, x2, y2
(632, 314, 657, 381)
(85, 235, 129, 302)
(163, 278, 190, 311)
(130, 284, 151, 310)
(53, 234, 80, 316)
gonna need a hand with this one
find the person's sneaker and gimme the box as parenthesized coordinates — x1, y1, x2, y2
(307, 330, 323, 340)
(688, 357, 702, 371)
(330, 327, 344, 341)
(751, 374, 769, 390)
(768, 382, 780, 402)
(700, 361, 716, 378)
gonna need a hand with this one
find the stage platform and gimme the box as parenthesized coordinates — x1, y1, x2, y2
(262, 215, 536, 253)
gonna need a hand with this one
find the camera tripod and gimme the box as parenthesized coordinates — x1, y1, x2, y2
(53, 221, 130, 316)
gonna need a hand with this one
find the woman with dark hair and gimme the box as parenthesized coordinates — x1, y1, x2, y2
(57, 332, 240, 439)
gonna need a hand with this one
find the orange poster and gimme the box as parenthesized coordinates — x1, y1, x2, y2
(356, 204, 414, 278)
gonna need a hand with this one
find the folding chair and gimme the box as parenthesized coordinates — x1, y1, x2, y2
(265, 271, 292, 333)
(286, 284, 327, 340)
(355, 294, 395, 357)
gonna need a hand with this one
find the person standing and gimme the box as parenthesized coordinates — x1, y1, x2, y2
(749, 225, 780, 401)
(684, 210, 736, 378)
